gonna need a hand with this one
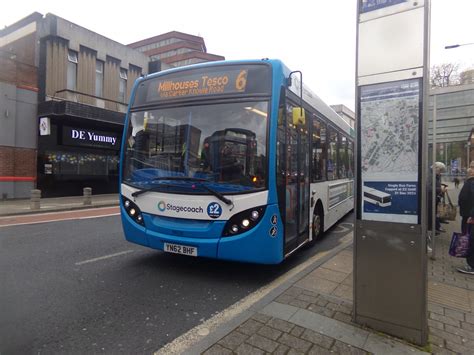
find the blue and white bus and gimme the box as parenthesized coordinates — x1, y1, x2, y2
(119, 59, 354, 264)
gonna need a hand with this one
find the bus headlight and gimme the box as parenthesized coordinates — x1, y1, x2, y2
(250, 210, 259, 221)
(222, 206, 266, 237)
(122, 196, 145, 226)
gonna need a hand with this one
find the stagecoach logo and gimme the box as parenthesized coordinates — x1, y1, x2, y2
(157, 201, 166, 212)
(157, 200, 205, 214)
(207, 202, 222, 219)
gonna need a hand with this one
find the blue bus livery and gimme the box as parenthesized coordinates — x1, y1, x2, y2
(120, 59, 354, 264)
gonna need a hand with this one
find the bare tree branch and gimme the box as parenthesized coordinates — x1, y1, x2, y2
(430, 63, 460, 87)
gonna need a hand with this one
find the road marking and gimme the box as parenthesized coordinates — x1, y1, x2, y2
(78, 213, 120, 220)
(331, 222, 354, 234)
(75, 250, 134, 266)
(155, 231, 353, 355)
(0, 206, 118, 219)
(0, 212, 120, 228)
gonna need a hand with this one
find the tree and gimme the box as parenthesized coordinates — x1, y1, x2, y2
(430, 63, 460, 87)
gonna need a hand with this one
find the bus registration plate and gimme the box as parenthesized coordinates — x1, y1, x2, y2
(164, 243, 197, 257)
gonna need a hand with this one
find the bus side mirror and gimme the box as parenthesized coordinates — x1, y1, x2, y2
(292, 107, 305, 126)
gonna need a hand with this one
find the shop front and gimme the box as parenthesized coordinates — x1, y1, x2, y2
(37, 102, 124, 197)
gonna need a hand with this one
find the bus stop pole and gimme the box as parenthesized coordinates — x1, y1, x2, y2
(431, 95, 437, 260)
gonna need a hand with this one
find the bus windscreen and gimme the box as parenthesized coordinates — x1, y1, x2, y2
(132, 64, 271, 107)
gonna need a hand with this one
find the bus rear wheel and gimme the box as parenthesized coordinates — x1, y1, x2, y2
(312, 207, 324, 242)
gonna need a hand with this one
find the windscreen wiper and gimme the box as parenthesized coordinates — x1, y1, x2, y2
(131, 183, 183, 198)
(130, 176, 233, 208)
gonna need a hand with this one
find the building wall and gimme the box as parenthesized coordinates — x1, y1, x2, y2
(104, 56, 119, 109)
(44, 37, 68, 99)
(0, 25, 39, 198)
(330, 104, 355, 130)
(128, 30, 224, 69)
(0, 82, 37, 198)
(127, 65, 141, 102)
(40, 14, 148, 108)
(0, 29, 37, 87)
(77, 46, 96, 105)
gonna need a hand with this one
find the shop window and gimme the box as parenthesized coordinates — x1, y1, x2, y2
(79, 154, 107, 175)
(43, 151, 118, 176)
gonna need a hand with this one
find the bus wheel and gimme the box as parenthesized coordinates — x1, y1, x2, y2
(312, 206, 324, 242)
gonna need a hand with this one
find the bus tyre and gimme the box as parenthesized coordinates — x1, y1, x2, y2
(312, 207, 324, 242)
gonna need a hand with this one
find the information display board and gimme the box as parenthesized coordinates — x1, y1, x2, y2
(360, 79, 421, 223)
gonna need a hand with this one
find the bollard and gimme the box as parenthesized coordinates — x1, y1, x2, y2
(83, 187, 92, 206)
(30, 189, 41, 210)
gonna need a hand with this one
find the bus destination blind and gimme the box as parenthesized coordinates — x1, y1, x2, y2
(149, 68, 248, 101)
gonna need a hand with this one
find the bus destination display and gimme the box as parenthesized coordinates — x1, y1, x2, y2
(154, 69, 248, 99)
(135, 64, 271, 106)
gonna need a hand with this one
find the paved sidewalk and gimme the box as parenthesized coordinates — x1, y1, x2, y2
(0, 193, 119, 216)
(183, 244, 428, 355)
(427, 215, 474, 354)
(157, 186, 474, 354)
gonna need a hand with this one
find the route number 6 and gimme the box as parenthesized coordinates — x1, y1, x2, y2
(235, 70, 248, 91)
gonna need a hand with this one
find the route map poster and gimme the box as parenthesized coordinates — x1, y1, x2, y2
(360, 79, 420, 223)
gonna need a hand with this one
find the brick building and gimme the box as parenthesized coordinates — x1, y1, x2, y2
(0, 12, 148, 198)
(0, 12, 40, 198)
(128, 31, 224, 70)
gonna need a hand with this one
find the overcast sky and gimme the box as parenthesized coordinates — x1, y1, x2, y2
(2, 0, 473, 110)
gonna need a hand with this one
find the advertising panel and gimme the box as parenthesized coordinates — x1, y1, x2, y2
(360, 78, 420, 223)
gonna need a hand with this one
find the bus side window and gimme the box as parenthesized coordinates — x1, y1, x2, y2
(327, 127, 338, 180)
(347, 140, 354, 178)
(311, 117, 325, 182)
(320, 122, 327, 180)
(339, 134, 347, 179)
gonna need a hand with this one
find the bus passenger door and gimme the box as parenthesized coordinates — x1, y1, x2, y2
(282, 102, 310, 254)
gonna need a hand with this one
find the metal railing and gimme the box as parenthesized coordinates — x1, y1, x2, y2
(48, 89, 128, 113)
